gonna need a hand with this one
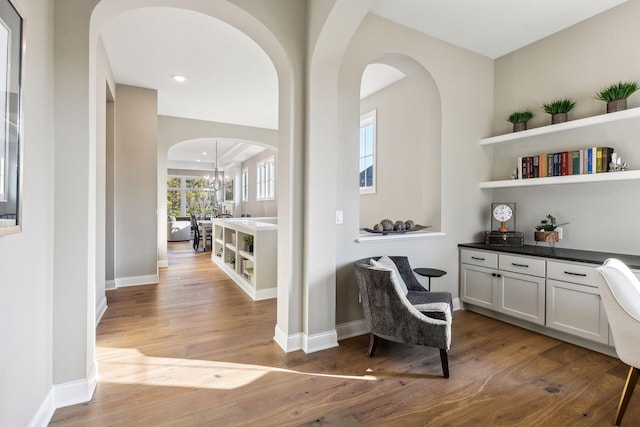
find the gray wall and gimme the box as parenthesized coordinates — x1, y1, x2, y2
(359, 75, 441, 230)
(492, 0, 640, 254)
(334, 13, 494, 325)
(240, 148, 278, 218)
(115, 84, 158, 278)
(0, 0, 55, 425)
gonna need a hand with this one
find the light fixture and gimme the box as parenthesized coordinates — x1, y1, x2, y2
(172, 74, 186, 82)
(210, 140, 222, 191)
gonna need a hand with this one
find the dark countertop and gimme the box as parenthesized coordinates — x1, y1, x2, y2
(458, 242, 640, 270)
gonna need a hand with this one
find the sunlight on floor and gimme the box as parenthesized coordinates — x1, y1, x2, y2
(98, 347, 378, 390)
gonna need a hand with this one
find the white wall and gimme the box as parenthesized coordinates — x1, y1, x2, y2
(240, 149, 278, 218)
(334, 13, 494, 325)
(0, 0, 55, 426)
(492, 0, 640, 254)
(115, 84, 158, 280)
(359, 75, 441, 230)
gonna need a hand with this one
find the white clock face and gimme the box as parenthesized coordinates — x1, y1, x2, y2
(493, 204, 513, 222)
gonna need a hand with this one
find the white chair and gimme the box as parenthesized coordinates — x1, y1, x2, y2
(595, 258, 640, 426)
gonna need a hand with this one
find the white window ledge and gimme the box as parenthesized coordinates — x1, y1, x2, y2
(356, 231, 446, 243)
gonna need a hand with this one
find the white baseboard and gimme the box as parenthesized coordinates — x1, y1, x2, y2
(335, 298, 462, 342)
(105, 279, 116, 291)
(53, 362, 98, 409)
(29, 388, 55, 427)
(336, 319, 369, 340)
(158, 259, 169, 268)
(274, 325, 303, 353)
(303, 330, 339, 353)
(96, 295, 108, 326)
(255, 287, 277, 301)
(114, 274, 158, 288)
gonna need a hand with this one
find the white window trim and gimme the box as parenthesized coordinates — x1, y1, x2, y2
(241, 167, 249, 202)
(256, 156, 275, 201)
(359, 109, 376, 195)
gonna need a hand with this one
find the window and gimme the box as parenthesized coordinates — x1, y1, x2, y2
(166, 176, 216, 217)
(256, 156, 275, 201)
(241, 168, 249, 202)
(359, 110, 376, 194)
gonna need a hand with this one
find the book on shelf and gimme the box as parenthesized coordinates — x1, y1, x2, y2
(515, 147, 616, 179)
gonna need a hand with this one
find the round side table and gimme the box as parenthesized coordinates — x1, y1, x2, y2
(413, 268, 447, 291)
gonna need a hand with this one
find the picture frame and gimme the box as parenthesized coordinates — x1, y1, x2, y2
(0, 0, 22, 237)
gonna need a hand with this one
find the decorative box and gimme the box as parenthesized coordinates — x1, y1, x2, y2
(485, 231, 524, 246)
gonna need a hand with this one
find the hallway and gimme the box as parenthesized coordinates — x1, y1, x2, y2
(50, 242, 639, 426)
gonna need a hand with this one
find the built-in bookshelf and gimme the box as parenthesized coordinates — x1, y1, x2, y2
(480, 107, 640, 188)
(210, 217, 277, 301)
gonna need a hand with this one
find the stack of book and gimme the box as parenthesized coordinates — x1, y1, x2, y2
(517, 147, 614, 179)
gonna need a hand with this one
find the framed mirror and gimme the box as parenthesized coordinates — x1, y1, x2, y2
(0, 0, 22, 237)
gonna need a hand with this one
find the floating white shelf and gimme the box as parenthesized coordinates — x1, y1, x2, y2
(238, 249, 254, 262)
(480, 107, 640, 146)
(356, 231, 446, 243)
(479, 170, 640, 189)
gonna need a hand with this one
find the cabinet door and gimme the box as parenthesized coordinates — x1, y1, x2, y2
(498, 270, 545, 325)
(546, 279, 608, 344)
(461, 264, 497, 309)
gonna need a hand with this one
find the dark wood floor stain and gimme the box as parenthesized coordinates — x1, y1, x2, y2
(50, 241, 639, 426)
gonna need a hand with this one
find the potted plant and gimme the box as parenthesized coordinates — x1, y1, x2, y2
(507, 111, 534, 132)
(542, 98, 576, 124)
(534, 214, 568, 243)
(243, 234, 254, 252)
(595, 81, 638, 113)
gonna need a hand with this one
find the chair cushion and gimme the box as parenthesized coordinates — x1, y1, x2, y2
(371, 256, 409, 295)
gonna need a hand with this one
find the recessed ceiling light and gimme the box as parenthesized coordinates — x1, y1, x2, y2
(196, 159, 200, 162)
(172, 75, 186, 82)
(202, 151, 207, 155)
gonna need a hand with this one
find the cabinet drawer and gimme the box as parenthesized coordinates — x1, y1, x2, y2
(499, 254, 545, 277)
(547, 261, 598, 287)
(460, 249, 497, 269)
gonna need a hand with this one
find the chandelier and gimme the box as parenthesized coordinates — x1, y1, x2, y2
(210, 140, 222, 191)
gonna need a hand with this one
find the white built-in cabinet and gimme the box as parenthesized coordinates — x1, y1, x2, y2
(459, 246, 627, 354)
(210, 218, 277, 301)
(460, 249, 545, 326)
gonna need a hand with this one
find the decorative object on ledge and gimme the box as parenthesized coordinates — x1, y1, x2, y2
(595, 81, 638, 113)
(534, 214, 568, 244)
(507, 111, 533, 132)
(361, 223, 431, 235)
(542, 98, 575, 124)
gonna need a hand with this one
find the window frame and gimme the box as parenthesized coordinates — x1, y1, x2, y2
(241, 167, 249, 202)
(256, 155, 275, 201)
(359, 109, 377, 195)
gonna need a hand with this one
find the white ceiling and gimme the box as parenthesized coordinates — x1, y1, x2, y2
(370, 0, 628, 59)
(101, 2, 628, 164)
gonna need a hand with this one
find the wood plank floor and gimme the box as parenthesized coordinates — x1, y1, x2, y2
(50, 241, 640, 426)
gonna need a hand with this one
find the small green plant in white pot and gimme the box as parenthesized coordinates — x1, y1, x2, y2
(243, 234, 254, 252)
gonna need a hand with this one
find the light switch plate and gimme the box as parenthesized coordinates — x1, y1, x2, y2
(336, 210, 343, 224)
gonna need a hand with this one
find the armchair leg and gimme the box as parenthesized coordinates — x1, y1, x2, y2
(615, 366, 639, 426)
(368, 334, 378, 357)
(440, 349, 449, 378)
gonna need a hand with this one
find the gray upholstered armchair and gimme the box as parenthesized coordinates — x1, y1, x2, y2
(354, 256, 452, 378)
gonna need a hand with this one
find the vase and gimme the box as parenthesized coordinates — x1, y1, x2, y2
(607, 99, 627, 113)
(551, 113, 568, 124)
(534, 231, 558, 243)
(513, 122, 527, 132)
